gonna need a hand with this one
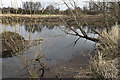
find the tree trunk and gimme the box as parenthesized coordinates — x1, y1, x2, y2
(118, 1, 120, 23)
(103, 1, 108, 28)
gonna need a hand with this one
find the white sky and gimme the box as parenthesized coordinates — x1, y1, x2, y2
(0, 0, 119, 10)
(0, 0, 90, 10)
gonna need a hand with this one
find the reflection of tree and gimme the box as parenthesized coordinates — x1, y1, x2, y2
(25, 23, 102, 34)
(23, 2, 41, 11)
(24, 23, 58, 33)
(45, 24, 55, 29)
(24, 24, 43, 33)
(44, 5, 55, 14)
(24, 23, 107, 35)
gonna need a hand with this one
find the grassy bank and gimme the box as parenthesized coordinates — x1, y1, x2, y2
(0, 14, 65, 18)
(1, 14, 66, 23)
(1, 14, 116, 27)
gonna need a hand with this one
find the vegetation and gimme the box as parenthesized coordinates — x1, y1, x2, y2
(1, 31, 25, 57)
(57, 0, 120, 79)
(1, 0, 120, 79)
(90, 25, 119, 79)
(1, 31, 42, 58)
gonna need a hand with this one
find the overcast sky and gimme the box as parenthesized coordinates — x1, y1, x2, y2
(0, 0, 119, 10)
(0, 0, 91, 10)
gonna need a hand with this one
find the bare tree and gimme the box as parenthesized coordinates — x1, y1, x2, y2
(60, 0, 101, 43)
(23, 1, 41, 14)
(44, 5, 56, 14)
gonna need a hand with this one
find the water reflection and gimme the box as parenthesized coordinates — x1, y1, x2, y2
(25, 24, 43, 33)
(24, 23, 59, 33)
(1, 22, 109, 78)
(46, 25, 54, 29)
(0, 22, 101, 59)
(23, 22, 106, 35)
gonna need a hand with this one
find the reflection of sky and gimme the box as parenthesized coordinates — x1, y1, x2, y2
(2, 22, 97, 78)
(0, 23, 98, 40)
(0, 0, 90, 10)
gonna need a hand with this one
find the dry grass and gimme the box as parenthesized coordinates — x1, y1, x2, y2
(0, 14, 65, 18)
(90, 24, 119, 79)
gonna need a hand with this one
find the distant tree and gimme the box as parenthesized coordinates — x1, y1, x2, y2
(82, 6, 88, 14)
(73, 7, 82, 15)
(10, 7, 15, 14)
(64, 8, 71, 15)
(2, 7, 9, 14)
(44, 5, 55, 14)
(23, 1, 41, 14)
(46, 5, 55, 11)
(55, 8, 60, 14)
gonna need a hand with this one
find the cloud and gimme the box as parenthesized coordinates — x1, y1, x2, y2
(0, 0, 88, 9)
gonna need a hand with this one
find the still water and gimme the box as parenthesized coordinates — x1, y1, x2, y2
(0, 22, 98, 78)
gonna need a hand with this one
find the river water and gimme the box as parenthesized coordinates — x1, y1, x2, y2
(0, 22, 98, 78)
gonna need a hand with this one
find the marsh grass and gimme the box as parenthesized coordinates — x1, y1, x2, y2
(90, 25, 119, 79)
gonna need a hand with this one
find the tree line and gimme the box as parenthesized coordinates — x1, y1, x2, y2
(1, 1, 120, 18)
(0, 6, 101, 15)
(0, 1, 102, 15)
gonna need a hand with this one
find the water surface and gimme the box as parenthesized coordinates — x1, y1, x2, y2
(0, 23, 97, 78)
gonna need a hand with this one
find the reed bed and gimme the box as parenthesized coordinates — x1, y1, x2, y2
(90, 25, 120, 79)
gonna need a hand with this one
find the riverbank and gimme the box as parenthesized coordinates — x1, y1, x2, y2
(1, 14, 119, 79)
(1, 14, 66, 23)
(0, 14, 65, 18)
(1, 14, 115, 27)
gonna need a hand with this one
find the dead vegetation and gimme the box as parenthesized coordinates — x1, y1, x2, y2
(1, 31, 42, 58)
(90, 25, 120, 79)
(1, 0, 120, 79)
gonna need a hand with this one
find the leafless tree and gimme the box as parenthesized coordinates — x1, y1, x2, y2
(23, 1, 41, 14)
